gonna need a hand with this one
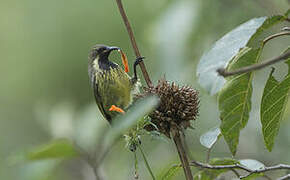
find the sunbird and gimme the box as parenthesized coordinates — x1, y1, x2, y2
(88, 44, 142, 122)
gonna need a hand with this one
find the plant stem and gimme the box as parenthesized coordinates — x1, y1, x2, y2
(217, 31, 290, 77)
(138, 145, 156, 180)
(115, 0, 153, 88)
(217, 51, 290, 77)
(263, 31, 290, 45)
(277, 174, 290, 180)
(134, 152, 139, 179)
(172, 128, 193, 180)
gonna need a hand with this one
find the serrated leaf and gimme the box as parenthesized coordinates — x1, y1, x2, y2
(218, 47, 261, 155)
(104, 96, 159, 149)
(197, 17, 266, 95)
(239, 159, 265, 171)
(193, 158, 238, 180)
(27, 139, 79, 160)
(261, 51, 290, 151)
(200, 127, 221, 149)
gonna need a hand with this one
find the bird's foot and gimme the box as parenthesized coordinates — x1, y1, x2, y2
(134, 56, 145, 67)
(132, 56, 145, 83)
(109, 105, 125, 114)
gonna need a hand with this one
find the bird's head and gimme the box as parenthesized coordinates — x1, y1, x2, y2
(89, 44, 120, 63)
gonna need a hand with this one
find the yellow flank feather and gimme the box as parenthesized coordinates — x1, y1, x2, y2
(95, 67, 135, 119)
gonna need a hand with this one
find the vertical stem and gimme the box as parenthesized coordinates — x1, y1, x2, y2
(138, 145, 156, 180)
(115, 0, 153, 88)
(172, 129, 193, 180)
(134, 152, 139, 179)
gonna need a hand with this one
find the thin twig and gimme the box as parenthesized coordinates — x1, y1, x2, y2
(138, 145, 156, 180)
(263, 31, 290, 45)
(240, 164, 290, 179)
(134, 152, 139, 179)
(172, 127, 193, 180)
(277, 174, 290, 180)
(206, 148, 212, 163)
(217, 31, 290, 77)
(282, 27, 290, 31)
(190, 160, 290, 179)
(190, 160, 252, 172)
(217, 51, 290, 77)
(115, 0, 153, 87)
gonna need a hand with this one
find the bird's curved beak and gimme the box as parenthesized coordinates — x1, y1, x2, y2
(108, 46, 121, 52)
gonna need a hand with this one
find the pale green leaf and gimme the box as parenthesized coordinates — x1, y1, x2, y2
(261, 50, 290, 151)
(239, 159, 265, 171)
(200, 127, 221, 149)
(197, 17, 266, 95)
(104, 96, 159, 149)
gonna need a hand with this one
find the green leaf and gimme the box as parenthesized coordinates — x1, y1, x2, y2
(27, 139, 79, 160)
(200, 127, 221, 149)
(8, 139, 79, 163)
(197, 17, 266, 95)
(218, 15, 288, 155)
(104, 96, 159, 149)
(210, 158, 239, 165)
(160, 165, 181, 180)
(261, 51, 290, 151)
(239, 159, 265, 171)
(218, 47, 261, 155)
(193, 158, 238, 180)
(285, 9, 290, 16)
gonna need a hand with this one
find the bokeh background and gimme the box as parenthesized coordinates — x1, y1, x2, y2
(1, 0, 290, 179)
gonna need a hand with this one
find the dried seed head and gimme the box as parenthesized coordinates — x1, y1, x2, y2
(137, 78, 199, 138)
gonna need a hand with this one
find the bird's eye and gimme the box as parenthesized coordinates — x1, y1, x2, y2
(99, 47, 106, 52)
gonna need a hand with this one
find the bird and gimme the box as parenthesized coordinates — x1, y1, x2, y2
(88, 44, 142, 123)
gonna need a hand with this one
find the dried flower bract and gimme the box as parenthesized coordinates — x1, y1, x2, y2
(137, 78, 199, 138)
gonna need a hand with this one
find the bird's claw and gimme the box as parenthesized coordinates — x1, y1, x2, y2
(134, 56, 145, 67)
(133, 56, 145, 82)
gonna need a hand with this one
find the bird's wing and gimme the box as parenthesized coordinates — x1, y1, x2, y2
(93, 77, 112, 122)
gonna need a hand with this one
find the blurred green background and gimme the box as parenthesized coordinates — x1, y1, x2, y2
(1, 0, 289, 179)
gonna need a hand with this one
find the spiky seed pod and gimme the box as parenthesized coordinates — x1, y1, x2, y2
(137, 78, 199, 138)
